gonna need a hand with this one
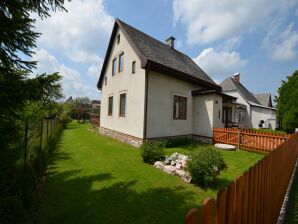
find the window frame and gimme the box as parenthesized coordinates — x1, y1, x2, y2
(132, 61, 136, 74)
(112, 58, 117, 76)
(173, 95, 187, 120)
(108, 96, 113, 116)
(119, 93, 126, 117)
(118, 52, 124, 73)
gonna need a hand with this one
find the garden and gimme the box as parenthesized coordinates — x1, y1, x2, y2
(35, 122, 263, 224)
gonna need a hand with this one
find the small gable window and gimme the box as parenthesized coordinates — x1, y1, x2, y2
(132, 61, 136, 74)
(119, 52, 124, 72)
(112, 58, 117, 76)
(117, 34, 120, 44)
(104, 76, 107, 86)
(173, 95, 187, 120)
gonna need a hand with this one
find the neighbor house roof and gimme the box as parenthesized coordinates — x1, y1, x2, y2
(97, 19, 221, 91)
(91, 100, 101, 105)
(254, 93, 272, 107)
(220, 77, 261, 105)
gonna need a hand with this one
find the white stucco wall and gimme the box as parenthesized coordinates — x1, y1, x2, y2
(146, 71, 221, 138)
(193, 93, 223, 137)
(146, 71, 198, 138)
(100, 29, 146, 138)
(251, 106, 277, 129)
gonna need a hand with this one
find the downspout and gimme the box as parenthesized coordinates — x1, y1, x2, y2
(143, 69, 149, 140)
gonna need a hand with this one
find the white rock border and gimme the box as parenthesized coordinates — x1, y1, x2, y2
(154, 152, 192, 183)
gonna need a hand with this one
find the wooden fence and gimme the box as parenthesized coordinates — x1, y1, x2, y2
(23, 117, 60, 168)
(213, 128, 291, 153)
(185, 131, 298, 224)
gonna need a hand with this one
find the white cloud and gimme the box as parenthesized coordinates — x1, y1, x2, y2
(31, 0, 113, 99)
(88, 61, 103, 78)
(172, 0, 297, 45)
(34, 0, 113, 64)
(264, 22, 298, 61)
(33, 49, 99, 98)
(193, 48, 247, 77)
(218, 37, 242, 51)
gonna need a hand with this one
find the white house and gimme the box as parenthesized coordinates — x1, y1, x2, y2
(220, 74, 277, 129)
(97, 19, 233, 146)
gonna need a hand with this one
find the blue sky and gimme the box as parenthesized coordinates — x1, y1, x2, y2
(32, 0, 298, 101)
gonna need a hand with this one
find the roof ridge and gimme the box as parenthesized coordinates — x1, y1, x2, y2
(116, 18, 196, 61)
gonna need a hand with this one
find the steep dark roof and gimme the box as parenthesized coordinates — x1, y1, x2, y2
(254, 93, 272, 107)
(97, 19, 220, 91)
(220, 77, 261, 105)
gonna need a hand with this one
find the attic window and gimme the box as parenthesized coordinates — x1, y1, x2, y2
(104, 76, 107, 86)
(132, 61, 136, 74)
(117, 34, 120, 44)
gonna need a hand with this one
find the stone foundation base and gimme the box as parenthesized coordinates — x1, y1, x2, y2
(99, 127, 143, 147)
(147, 134, 212, 144)
(98, 127, 212, 147)
(192, 135, 212, 144)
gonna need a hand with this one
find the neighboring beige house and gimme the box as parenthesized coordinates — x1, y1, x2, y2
(220, 74, 277, 129)
(97, 19, 233, 146)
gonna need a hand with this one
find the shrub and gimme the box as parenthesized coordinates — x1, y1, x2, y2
(60, 114, 72, 129)
(187, 147, 226, 187)
(140, 141, 166, 164)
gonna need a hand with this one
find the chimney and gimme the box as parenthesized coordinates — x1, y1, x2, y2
(166, 36, 175, 49)
(233, 73, 240, 83)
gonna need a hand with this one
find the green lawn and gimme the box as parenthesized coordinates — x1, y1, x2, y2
(36, 122, 263, 224)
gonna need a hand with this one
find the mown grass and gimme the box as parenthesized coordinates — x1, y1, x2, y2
(36, 122, 263, 224)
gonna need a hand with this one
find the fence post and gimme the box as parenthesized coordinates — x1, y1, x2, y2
(184, 208, 199, 224)
(24, 120, 28, 169)
(216, 189, 227, 224)
(51, 118, 53, 136)
(237, 129, 241, 150)
(39, 119, 43, 151)
(202, 197, 215, 224)
(46, 118, 49, 140)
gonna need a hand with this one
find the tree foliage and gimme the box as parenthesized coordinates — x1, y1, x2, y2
(275, 70, 298, 133)
(74, 96, 92, 107)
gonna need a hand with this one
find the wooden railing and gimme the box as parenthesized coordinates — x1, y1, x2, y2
(213, 128, 291, 153)
(185, 132, 298, 224)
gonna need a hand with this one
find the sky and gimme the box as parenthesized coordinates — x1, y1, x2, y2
(31, 0, 298, 101)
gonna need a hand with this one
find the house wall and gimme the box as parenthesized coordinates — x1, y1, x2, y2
(213, 94, 224, 129)
(251, 106, 277, 129)
(146, 71, 199, 138)
(222, 90, 253, 128)
(193, 93, 223, 137)
(100, 29, 146, 139)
